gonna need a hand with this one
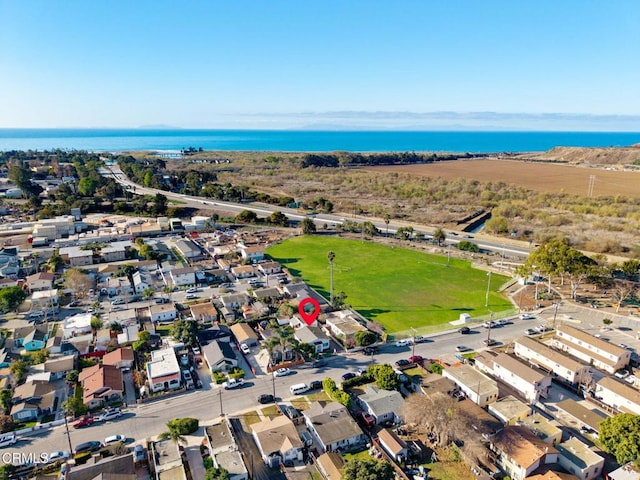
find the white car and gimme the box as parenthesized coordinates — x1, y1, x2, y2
(185, 293, 198, 300)
(395, 339, 410, 347)
(615, 370, 630, 379)
(520, 314, 536, 320)
(625, 375, 637, 385)
(96, 408, 122, 422)
(47, 450, 71, 464)
(223, 378, 244, 390)
(240, 343, 251, 355)
(186, 287, 198, 293)
(273, 368, 291, 377)
(104, 434, 127, 445)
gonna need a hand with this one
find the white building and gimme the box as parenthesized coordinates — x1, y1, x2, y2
(63, 312, 93, 339)
(251, 415, 303, 467)
(59, 245, 93, 266)
(557, 437, 605, 480)
(514, 336, 590, 385)
(148, 303, 178, 323)
(169, 266, 197, 287)
(323, 310, 367, 342)
(304, 401, 366, 454)
(293, 325, 331, 353)
(442, 364, 499, 407)
(553, 325, 631, 374)
(490, 426, 559, 480)
(146, 347, 181, 393)
(595, 377, 640, 415)
(475, 351, 552, 403)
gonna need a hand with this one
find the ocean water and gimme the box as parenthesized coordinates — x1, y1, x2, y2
(0, 128, 639, 153)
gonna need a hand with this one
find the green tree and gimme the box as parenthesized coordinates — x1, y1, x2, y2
(599, 413, 640, 465)
(8, 163, 43, 207)
(65, 370, 79, 386)
(0, 389, 12, 415)
(300, 217, 316, 234)
(90, 316, 103, 336)
(170, 319, 198, 346)
(0, 286, 27, 313)
(77, 177, 99, 196)
(0, 415, 16, 434)
(62, 394, 87, 417)
(396, 226, 414, 240)
(485, 216, 509, 234)
(457, 240, 479, 252)
(383, 213, 391, 236)
(266, 211, 288, 227)
(327, 251, 335, 307)
(369, 364, 400, 390)
(142, 287, 155, 300)
(10, 359, 29, 384)
(235, 210, 258, 224)
(109, 321, 124, 334)
(343, 458, 395, 480)
(115, 264, 138, 291)
(354, 330, 377, 347)
(433, 227, 446, 246)
(153, 193, 168, 215)
(619, 259, 640, 280)
(205, 467, 230, 480)
(139, 243, 157, 260)
(159, 418, 199, 445)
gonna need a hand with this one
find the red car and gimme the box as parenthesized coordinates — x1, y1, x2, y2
(72, 415, 94, 428)
(360, 412, 376, 427)
(408, 355, 424, 365)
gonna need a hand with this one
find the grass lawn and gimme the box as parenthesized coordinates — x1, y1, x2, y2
(290, 398, 310, 411)
(260, 405, 280, 418)
(423, 447, 476, 480)
(239, 410, 261, 429)
(342, 447, 371, 463)
(306, 390, 331, 403)
(154, 325, 172, 337)
(267, 236, 513, 335)
(403, 366, 428, 378)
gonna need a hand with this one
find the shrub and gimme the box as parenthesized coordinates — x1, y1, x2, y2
(228, 368, 245, 379)
(74, 452, 92, 465)
(322, 377, 352, 408)
(212, 371, 227, 384)
(428, 362, 443, 375)
(203, 456, 214, 469)
(342, 373, 373, 389)
(168, 417, 199, 435)
(456, 240, 479, 252)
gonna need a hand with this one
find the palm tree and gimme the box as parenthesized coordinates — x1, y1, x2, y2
(109, 321, 124, 334)
(383, 213, 390, 236)
(90, 316, 103, 339)
(159, 420, 188, 445)
(327, 251, 335, 307)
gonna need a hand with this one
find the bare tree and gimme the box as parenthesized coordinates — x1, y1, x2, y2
(63, 268, 93, 300)
(612, 280, 635, 313)
(403, 393, 469, 447)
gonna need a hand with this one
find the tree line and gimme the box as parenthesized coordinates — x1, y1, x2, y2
(300, 151, 484, 168)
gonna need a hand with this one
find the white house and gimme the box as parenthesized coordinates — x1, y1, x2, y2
(169, 266, 197, 287)
(148, 303, 178, 323)
(59, 245, 93, 266)
(475, 351, 551, 403)
(358, 385, 405, 424)
(175, 239, 203, 261)
(101, 243, 128, 262)
(323, 310, 367, 342)
(304, 402, 367, 454)
(132, 270, 152, 294)
(377, 428, 408, 463)
(442, 364, 499, 407)
(239, 245, 265, 263)
(595, 376, 640, 415)
(553, 325, 631, 374)
(63, 312, 93, 339)
(251, 415, 303, 467)
(514, 336, 590, 385)
(490, 426, 559, 480)
(146, 347, 181, 393)
(293, 325, 331, 353)
(557, 437, 605, 480)
(258, 261, 282, 275)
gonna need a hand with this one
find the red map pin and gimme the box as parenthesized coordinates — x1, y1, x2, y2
(298, 298, 320, 326)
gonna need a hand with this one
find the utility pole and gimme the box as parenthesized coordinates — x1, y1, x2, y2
(219, 388, 224, 417)
(485, 271, 492, 307)
(552, 302, 560, 330)
(411, 327, 417, 357)
(486, 311, 494, 345)
(272, 371, 276, 400)
(63, 412, 73, 453)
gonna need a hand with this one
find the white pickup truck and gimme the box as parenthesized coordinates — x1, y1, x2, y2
(222, 378, 244, 390)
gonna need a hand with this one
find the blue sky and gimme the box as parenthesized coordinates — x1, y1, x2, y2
(1, 1, 639, 130)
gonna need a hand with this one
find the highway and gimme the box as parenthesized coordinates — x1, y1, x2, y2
(100, 164, 532, 259)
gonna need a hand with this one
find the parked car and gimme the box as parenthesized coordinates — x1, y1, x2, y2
(360, 412, 376, 427)
(482, 321, 496, 329)
(72, 415, 94, 428)
(413, 335, 427, 343)
(133, 444, 147, 463)
(395, 339, 410, 347)
(111, 298, 125, 305)
(452, 390, 466, 401)
(257, 394, 275, 404)
(46, 451, 71, 464)
(68, 301, 79, 307)
(625, 375, 637, 385)
(395, 359, 411, 368)
(342, 372, 356, 381)
(185, 293, 197, 300)
(74, 441, 102, 454)
(240, 343, 251, 355)
(408, 355, 424, 365)
(282, 405, 301, 420)
(525, 328, 538, 335)
(311, 358, 327, 368)
(615, 370, 630, 379)
(104, 434, 127, 445)
(363, 346, 378, 355)
(484, 338, 498, 346)
(0, 433, 17, 448)
(520, 314, 536, 320)
(456, 345, 471, 352)
(309, 380, 323, 390)
(223, 378, 244, 390)
(186, 287, 198, 293)
(273, 368, 291, 377)
(95, 408, 122, 422)
(458, 327, 471, 334)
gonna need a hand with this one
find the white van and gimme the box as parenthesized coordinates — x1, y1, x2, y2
(290, 383, 310, 395)
(0, 433, 17, 447)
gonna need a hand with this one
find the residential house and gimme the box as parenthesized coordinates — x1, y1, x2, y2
(304, 401, 367, 453)
(22, 327, 49, 351)
(0, 348, 9, 368)
(117, 324, 141, 345)
(595, 376, 640, 415)
(230, 323, 259, 347)
(106, 277, 133, 297)
(146, 347, 181, 393)
(79, 364, 123, 408)
(315, 452, 344, 480)
(557, 437, 605, 480)
(43, 354, 76, 380)
(442, 364, 499, 407)
(514, 336, 590, 385)
(231, 265, 256, 280)
(169, 266, 197, 287)
(608, 463, 640, 480)
(202, 340, 238, 372)
(25, 272, 55, 292)
(293, 325, 331, 353)
(205, 422, 248, 480)
(488, 396, 532, 426)
(555, 399, 606, 433)
(108, 307, 139, 327)
(253, 286, 282, 301)
(59, 245, 93, 266)
(63, 312, 93, 339)
(151, 438, 186, 480)
(190, 302, 219, 323)
(46, 334, 63, 354)
(519, 414, 563, 446)
(251, 415, 303, 467)
(257, 261, 282, 276)
(0, 277, 19, 289)
(198, 324, 232, 344)
(13, 325, 48, 349)
(175, 239, 203, 261)
(358, 385, 405, 424)
(489, 426, 559, 480)
(66, 453, 136, 480)
(553, 325, 631, 374)
(132, 270, 152, 294)
(377, 428, 408, 462)
(527, 472, 580, 480)
(323, 310, 367, 344)
(10, 380, 57, 421)
(239, 245, 265, 263)
(475, 351, 552, 403)
(148, 303, 178, 323)
(103, 347, 135, 369)
(30, 289, 59, 310)
(101, 243, 128, 262)
(285, 283, 329, 312)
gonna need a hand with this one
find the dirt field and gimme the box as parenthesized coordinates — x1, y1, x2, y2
(364, 159, 640, 198)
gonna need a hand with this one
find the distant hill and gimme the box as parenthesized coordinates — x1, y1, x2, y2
(519, 144, 640, 166)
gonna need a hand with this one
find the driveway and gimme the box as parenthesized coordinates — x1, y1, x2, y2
(228, 417, 286, 480)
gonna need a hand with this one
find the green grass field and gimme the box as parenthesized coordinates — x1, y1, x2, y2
(266, 236, 513, 335)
